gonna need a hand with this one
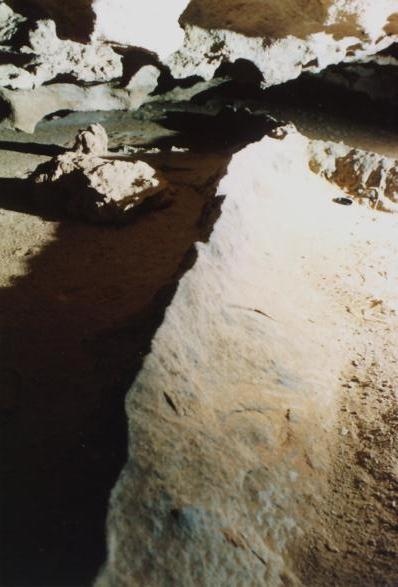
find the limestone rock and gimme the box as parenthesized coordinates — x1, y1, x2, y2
(0, 66, 227, 133)
(308, 139, 398, 212)
(0, 65, 160, 133)
(31, 126, 167, 223)
(169, 0, 398, 87)
(0, 0, 25, 42)
(4, 0, 95, 42)
(72, 123, 109, 156)
(0, 16, 122, 90)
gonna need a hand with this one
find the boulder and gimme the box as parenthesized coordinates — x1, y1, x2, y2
(31, 125, 167, 223)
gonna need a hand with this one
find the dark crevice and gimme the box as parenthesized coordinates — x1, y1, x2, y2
(215, 58, 264, 85)
(261, 66, 398, 128)
(153, 71, 205, 97)
(0, 51, 32, 67)
(0, 98, 12, 122)
(4, 0, 95, 44)
(112, 45, 162, 88)
(150, 108, 280, 151)
(378, 42, 398, 59)
(191, 60, 398, 131)
(0, 117, 265, 585)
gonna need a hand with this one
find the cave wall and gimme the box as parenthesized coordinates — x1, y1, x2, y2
(0, 0, 397, 131)
(4, 0, 398, 46)
(4, 0, 95, 42)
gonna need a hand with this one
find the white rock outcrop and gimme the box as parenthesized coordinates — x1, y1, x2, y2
(2, 0, 397, 131)
(169, 0, 398, 86)
(0, 5, 122, 90)
(72, 123, 109, 155)
(308, 139, 398, 212)
(0, 0, 24, 41)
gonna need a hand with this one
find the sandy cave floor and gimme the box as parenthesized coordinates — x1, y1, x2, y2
(0, 105, 397, 586)
(0, 106, 278, 586)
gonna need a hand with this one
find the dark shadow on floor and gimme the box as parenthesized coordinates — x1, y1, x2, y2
(0, 178, 64, 220)
(0, 141, 66, 157)
(0, 103, 283, 585)
(0, 149, 231, 587)
(152, 107, 280, 151)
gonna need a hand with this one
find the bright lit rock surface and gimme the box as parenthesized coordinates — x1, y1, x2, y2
(97, 126, 398, 584)
(170, 0, 398, 85)
(72, 123, 109, 156)
(0, 7, 122, 89)
(1, 0, 398, 130)
(309, 139, 398, 211)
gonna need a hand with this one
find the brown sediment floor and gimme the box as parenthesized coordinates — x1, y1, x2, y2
(0, 115, 231, 586)
(293, 338, 398, 586)
(0, 107, 277, 586)
(0, 105, 397, 586)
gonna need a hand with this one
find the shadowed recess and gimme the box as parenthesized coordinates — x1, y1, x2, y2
(4, 0, 95, 43)
(0, 147, 232, 587)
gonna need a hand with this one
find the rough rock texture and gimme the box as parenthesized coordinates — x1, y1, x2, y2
(0, 66, 160, 133)
(181, 0, 398, 40)
(97, 127, 398, 585)
(2, 1, 398, 103)
(73, 123, 109, 156)
(31, 125, 167, 223)
(309, 139, 398, 211)
(0, 4, 122, 89)
(4, 0, 95, 42)
(0, 0, 24, 41)
(2, 0, 398, 131)
(0, 70, 228, 133)
(170, 0, 398, 86)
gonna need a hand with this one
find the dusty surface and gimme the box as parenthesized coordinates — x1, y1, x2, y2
(0, 112, 237, 586)
(99, 128, 398, 586)
(295, 331, 398, 585)
(0, 104, 397, 586)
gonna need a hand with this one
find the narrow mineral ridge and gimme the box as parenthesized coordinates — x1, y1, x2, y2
(98, 129, 398, 586)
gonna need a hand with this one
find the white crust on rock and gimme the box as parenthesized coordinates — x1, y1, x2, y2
(168, 24, 398, 88)
(308, 139, 398, 212)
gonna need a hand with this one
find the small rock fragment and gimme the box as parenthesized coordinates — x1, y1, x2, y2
(72, 124, 109, 156)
